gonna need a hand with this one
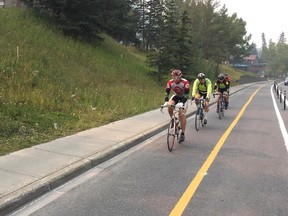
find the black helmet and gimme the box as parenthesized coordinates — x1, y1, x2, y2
(218, 74, 225, 81)
(197, 73, 205, 79)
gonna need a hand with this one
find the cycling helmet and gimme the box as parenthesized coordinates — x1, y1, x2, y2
(197, 73, 205, 79)
(218, 73, 225, 81)
(171, 70, 182, 77)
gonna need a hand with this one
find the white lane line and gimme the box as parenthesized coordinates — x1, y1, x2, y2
(271, 85, 288, 152)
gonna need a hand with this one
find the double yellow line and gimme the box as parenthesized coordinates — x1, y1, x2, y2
(170, 84, 266, 216)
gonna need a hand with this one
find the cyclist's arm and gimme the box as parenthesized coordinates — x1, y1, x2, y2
(206, 79, 212, 99)
(182, 89, 190, 104)
(226, 81, 230, 90)
(165, 83, 171, 102)
(191, 79, 199, 97)
(214, 81, 218, 92)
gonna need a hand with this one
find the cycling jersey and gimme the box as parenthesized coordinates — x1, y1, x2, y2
(192, 78, 212, 99)
(165, 78, 190, 103)
(214, 80, 230, 92)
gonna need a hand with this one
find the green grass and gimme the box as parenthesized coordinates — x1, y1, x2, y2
(0, 8, 164, 155)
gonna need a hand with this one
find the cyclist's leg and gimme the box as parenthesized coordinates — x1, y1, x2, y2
(203, 94, 209, 124)
(179, 110, 186, 142)
(168, 95, 176, 117)
(203, 94, 209, 112)
(194, 93, 201, 106)
(216, 93, 220, 113)
(179, 109, 186, 131)
(175, 97, 186, 141)
(226, 89, 230, 106)
(179, 102, 187, 139)
(222, 91, 227, 101)
(223, 91, 228, 109)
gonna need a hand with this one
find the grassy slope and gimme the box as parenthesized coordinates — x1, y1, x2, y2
(0, 8, 164, 155)
(0, 8, 252, 155)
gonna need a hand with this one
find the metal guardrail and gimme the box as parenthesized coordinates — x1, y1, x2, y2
(274, 81, 287, 110)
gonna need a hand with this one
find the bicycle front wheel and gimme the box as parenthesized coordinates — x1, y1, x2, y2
(167, 119, 176, 151)
(218, 109, 222, 119)
(195, 113, 201, 131)
(220, 102, 225, 119)
(218, 102, 223, 119)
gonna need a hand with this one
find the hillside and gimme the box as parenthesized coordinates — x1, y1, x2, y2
(0, 8, 164, 155)
(0, 8, 258, 156)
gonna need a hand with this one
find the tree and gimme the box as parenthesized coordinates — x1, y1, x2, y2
(177, 10, 198, 74)
(134, 0, 150, 50)
(22, 0, 106, 42)
(103, 0, 139, 44)
(261, 33, 267, 48)
(278, 32, 287, 44)
(146, 0, 195, 81)
(22, 0, 139, 44)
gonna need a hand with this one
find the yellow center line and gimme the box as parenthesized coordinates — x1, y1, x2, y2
(169, 84, 266, 216)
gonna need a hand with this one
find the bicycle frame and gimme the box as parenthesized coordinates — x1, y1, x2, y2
(194, 98, 205, 131)
(214, 92, 225, 119)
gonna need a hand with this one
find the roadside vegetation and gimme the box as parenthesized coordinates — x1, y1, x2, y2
(0, 8, 256, 156)
(0, 9, 165, 155)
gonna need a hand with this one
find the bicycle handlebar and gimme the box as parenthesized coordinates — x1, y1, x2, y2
(160, 103, 186, 113)
(213, 92, 223, 98)
(161, 104, 175, 109)
(160, 104, 174, 113)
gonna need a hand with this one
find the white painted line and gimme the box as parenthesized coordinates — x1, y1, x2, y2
(271, 85, 288, 152)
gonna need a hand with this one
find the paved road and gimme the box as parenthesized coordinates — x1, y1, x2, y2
(6, 82, 288, 216)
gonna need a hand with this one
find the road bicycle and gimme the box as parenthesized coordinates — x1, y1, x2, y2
(160, 104, 183, 152)
(194, 98, 205, 131)
(213, 92, 225, 119)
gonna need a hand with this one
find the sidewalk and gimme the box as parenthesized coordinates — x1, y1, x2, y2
(0, 83, 262, 215)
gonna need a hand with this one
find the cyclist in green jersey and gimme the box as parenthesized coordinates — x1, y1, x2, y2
(214, 73, 230, 112)
(191, 73, 212, 124)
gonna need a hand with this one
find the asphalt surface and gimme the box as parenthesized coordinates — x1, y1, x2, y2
(0, 82, 266, 215)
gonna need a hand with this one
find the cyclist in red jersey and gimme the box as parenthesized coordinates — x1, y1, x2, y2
(163, 70, 190, 142)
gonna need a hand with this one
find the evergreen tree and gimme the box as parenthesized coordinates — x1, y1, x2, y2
(278, 32, 286, 44)
(103, 0, 139, 44)
(22, 0, 106, 42)
(177, 10, 198, 75)
(134, 0, 150, 50)
(146, 0, 165, 50)
(262, 33, 267, 48)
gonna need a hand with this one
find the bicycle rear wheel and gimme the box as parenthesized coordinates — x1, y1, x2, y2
(167, 118, 176, 151)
